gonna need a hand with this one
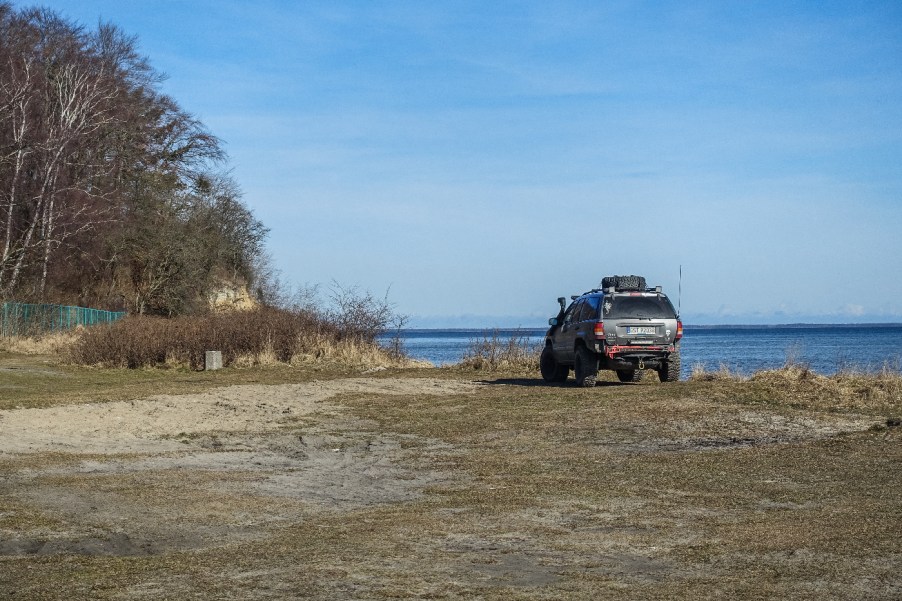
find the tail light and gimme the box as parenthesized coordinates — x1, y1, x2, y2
(594, 322, 605, 339)
(675, 320, 683, 341)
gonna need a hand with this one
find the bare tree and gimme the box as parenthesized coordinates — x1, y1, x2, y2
(0, 4, 268, 313)
(0, 7, 119, 296)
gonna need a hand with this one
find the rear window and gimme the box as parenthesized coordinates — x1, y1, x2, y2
(602, 295, 677, 319)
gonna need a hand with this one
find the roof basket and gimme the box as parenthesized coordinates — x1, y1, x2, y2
(600, 275, 646, 291)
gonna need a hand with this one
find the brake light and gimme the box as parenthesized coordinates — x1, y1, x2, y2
(676, 320, 683, 341)
(594, 322, 605, 339)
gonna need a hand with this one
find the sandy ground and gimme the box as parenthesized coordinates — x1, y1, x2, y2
(0, 377, 481, 558)
(0, 377, 479, 455)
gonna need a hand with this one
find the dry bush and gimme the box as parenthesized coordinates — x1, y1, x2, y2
(70, 309, 320, 369)
(68, 317, 179, 368)
(458, 330, 541, 372)
(255, 280, 410, 360)
(325, 282, 398, 344)
(66, 304, 423, 370)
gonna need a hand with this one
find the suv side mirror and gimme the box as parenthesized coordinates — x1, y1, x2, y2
(548, 317, 559, 326)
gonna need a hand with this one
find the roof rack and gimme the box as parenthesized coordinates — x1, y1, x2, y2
(575, 285, 665, 298)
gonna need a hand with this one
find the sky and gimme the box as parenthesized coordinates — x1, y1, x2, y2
(15, 0, 902, 326)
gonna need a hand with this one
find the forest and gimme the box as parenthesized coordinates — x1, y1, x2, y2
(0, 3, 267, 315)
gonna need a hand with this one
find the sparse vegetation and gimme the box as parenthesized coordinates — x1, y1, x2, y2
(458, 329, 541, 371)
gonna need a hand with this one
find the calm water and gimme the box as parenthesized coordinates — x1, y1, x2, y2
(381, 325, 902, 377)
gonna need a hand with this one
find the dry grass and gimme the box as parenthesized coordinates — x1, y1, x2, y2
(687, 362, 902, 416)
(223, 333, 430, 369)
(750, 364, 902, 413)
(282, 334, 429, 369)
(300, 338, 430, 369)
(689, 362, 741, 381)
(0, 330, 78, 356)
(2, 355, 902, 599)
(308, 379, 901, 599)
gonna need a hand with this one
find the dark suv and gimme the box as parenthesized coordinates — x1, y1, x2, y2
(540, 275, 682, 386)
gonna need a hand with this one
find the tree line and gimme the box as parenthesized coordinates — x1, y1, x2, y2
(0, 3, 267, 315)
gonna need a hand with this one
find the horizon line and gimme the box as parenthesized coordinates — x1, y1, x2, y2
(394, 322, 902, 332)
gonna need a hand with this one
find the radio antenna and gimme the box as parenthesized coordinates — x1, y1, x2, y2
(678, 264, 682, 318)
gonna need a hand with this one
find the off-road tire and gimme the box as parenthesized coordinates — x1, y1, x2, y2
(616, 369, 643, 383)
(574, 345, 598, 387)
(658, 346, 681, 382)
(540, 345, 569, 383)
(601, 275, 646, 291)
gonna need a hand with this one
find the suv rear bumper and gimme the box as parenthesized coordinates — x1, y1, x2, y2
(599, 343, 674, 356)
(596, 343, 674, 370)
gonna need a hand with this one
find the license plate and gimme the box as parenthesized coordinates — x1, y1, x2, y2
(626, 326, 656, 335)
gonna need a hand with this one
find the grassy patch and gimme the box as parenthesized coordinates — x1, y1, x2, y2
(2, 358, 901, 599)
(0, 351, 424, 409)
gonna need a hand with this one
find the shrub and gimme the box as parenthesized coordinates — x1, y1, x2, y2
(68, 307, 351, 369)
(458, 330, 541, 371)
(324, 282, 403, 344)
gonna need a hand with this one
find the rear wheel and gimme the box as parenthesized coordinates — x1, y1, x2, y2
(658, 346, 681, 382)
(616, 369, 643, 383)
(540, 345, 569, 383)
(574, 345, 598, 387)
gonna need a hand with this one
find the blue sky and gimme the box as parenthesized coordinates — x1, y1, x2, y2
(18, 1, 902, 326)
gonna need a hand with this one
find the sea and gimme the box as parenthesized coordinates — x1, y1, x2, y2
(381, 325, 902, 378)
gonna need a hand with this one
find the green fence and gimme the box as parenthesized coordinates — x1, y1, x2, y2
(1, 302, 127, 337)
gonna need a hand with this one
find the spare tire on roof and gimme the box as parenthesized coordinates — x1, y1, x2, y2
(601, 275, 646, 291)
